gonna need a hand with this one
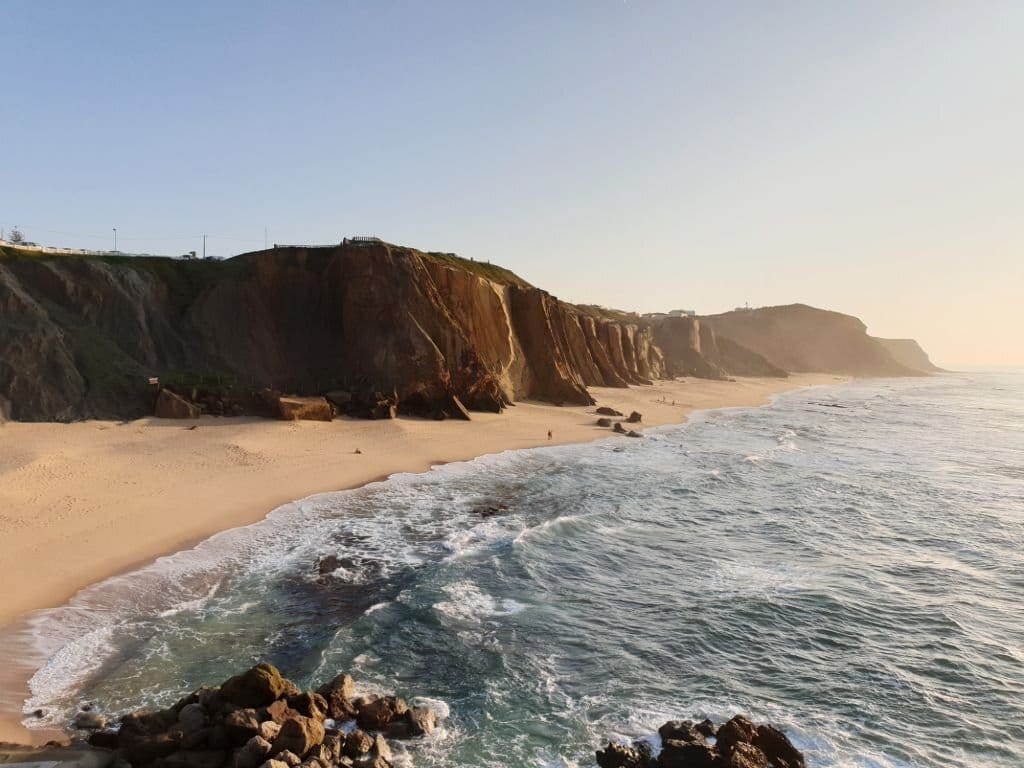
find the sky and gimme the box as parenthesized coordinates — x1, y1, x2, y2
(1, 1, 1021, 367)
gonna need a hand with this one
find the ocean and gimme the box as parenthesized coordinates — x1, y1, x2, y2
(15, 372, 1024, 768)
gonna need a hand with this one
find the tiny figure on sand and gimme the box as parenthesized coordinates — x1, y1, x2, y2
(547, 430, 553, 440)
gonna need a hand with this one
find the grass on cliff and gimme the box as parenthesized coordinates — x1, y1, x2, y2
(423, 250, 533, 288)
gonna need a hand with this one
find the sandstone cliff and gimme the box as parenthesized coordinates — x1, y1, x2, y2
(651, 316, 787, 379)
(0, 242, 697, 421)
(704, 304, 923, 376)
(874, 338, 944, 373)
(0, 244, 936, 422)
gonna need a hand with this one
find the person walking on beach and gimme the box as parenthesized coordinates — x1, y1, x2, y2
(547, 430, 553, 440)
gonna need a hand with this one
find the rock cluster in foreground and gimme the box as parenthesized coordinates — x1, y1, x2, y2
(79, 663, 437, 768)
(597, 715, 805, 768)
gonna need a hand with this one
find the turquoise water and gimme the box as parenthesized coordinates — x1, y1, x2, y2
(16, 372, 1024, 767)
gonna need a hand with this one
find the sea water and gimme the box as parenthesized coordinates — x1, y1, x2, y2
(13, 372, 1024, 768)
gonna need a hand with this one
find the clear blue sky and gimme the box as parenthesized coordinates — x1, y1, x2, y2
(2, 1, 1021, 366)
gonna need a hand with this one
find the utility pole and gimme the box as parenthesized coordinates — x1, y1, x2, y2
(203, 234, 207, 259)
(113, 228, 117, 252)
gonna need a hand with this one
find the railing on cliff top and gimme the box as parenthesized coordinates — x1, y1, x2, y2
(272, 236, 382, 249)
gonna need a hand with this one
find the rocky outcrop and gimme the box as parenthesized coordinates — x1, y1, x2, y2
(873, 338, 944, 373)
(597, 714, 805, 768)
(704, 305, 919, 377)
(76, 663, 441, 768)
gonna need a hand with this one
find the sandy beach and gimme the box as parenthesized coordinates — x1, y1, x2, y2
(0, 373, 839, 744)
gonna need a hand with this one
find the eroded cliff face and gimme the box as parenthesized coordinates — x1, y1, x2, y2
(0, 244, 935, 422)
(651, 316, 786, 379)
(0, 243, 692, 420)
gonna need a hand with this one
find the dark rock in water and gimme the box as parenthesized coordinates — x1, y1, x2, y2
(272, 716, 325, 759)
(472, 502, 509, 518)
(723, 741, 768, 768)
(659, 739, 718, 768)
(316, 673, 356, 721)
(221, 664, 287, 708)
(342, 729, 374, 758)
(316, 555, 342, 575)
(88, 730, 121, 750)
(695, 719, 717, 738)
(595, 741, 645, 768)
(626, 411, 642, 423)
(596, 417, 612, 427)
(631, 740, 655, 767)
(626, 430, 642, 438)
(596, 406, 624, 417)
(404, 706, 436, 736)
(613, 422, 626, 433)
(657, 720, 701, 743)
(716, 715, 758, 758)
(356, 696, 408, 731)
(753, 725, 805, 768)
(74, 710, 107, 730)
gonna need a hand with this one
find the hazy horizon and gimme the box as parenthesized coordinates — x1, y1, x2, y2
(2, 1, 1021, 368)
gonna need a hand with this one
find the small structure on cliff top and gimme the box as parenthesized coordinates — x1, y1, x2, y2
(344, 236, 382, 245)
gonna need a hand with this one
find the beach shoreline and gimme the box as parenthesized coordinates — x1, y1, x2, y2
(0, 373, 842, 745)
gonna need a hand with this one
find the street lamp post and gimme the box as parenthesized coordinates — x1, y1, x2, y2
(113, 228, 117, 252)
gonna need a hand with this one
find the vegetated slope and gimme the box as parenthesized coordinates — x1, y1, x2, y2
(704, 304, 922, 376)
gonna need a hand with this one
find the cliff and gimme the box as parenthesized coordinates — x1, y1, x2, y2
(704, 304, 923, 376)
(0, 242, 694, 421)
(0, 245, 937, 422)
(874, 338, 944, 373)
(651, 316, 787, 379)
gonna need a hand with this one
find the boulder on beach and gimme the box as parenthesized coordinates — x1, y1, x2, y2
(596, 406, 624, 416)
(626, 411, 642, 423)
(277, 396, 333, 422)
(155, 389, 200, 419)
(613, 422, 626, 434)
(596, 417, 612, 427)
